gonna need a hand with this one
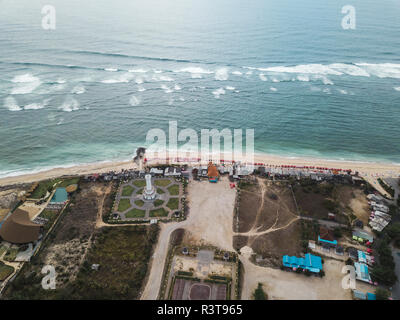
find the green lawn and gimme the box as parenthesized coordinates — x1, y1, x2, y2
(122, 185, 135, 197)
(0, 246, 7, 257)
(39, 209, 59, 233)
(134, 200, 144, 207)
(154, 199, 164, 207)
(133, 180, 146, 188)
(30, 177, 80, 199)
(136, 188, 144, 194)
(150, 208, 169, 217)
(166, 198, 179, 210)
(167, 184, 180, 196)
(30, 179, 61, 199)
(154, 179, 171, 187)
(125, 208, 146, 218)
(4, 248, 19, 262)
(117, 199, 132, 212)
(0, 262, 14, 281)
(156, 188, 165, 194)
(59, 177, 80, 188)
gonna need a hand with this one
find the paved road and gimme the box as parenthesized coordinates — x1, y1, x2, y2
(300, 216, 348, 229)
(140, 220, 186, 299)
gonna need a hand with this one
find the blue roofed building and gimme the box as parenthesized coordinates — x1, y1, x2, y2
(354, 262, 371, 283)
(282, 253, 323, 273)
(358, 250, 367, 263)
(367, 293, 376, 300)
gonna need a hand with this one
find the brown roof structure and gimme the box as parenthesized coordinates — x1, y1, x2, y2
(319, 226, 335, 242)
(0, 208, 42, 244)
(207, 162, 219, 178)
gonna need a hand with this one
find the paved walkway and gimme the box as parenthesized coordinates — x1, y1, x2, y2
(115, 178, 182, 220)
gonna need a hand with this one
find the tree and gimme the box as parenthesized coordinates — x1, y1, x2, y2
(252, 283, 267, 300)
(375, 288, 390, 300)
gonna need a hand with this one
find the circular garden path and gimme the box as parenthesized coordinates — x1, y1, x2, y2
(114, 177, 182, 220)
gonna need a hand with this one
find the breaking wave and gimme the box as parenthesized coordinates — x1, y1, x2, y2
(4, 96, 22, 111)
(59, 97, 80, 112)
(10, 73, 41, 94)
(212, 88, 226, 99)
(215, 67, 229, 81)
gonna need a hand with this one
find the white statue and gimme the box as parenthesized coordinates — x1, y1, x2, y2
(143, 174, 156, 200)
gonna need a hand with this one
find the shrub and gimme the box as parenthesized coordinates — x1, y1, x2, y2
(252, 283, 267, 300)
(375, 288, 391, 300)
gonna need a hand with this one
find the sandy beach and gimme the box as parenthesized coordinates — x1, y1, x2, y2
(0, 152, 399, 187)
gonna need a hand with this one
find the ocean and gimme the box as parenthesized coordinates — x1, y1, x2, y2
(0, 0, 399, 178)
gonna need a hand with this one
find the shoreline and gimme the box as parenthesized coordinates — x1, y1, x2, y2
(0, 152, 399, 187)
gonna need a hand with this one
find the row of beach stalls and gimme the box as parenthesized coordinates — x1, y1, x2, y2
(367, 194, 391, 232)
(144, 156, 353, 177)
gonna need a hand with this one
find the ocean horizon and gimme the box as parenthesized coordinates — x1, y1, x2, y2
(1, 0, 400, 179)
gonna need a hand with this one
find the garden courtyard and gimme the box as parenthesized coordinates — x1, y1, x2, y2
(114, 177, 182, 220)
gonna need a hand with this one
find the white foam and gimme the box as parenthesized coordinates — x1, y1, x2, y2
(153, 75, 174, 82)
(101, 73, 134, 84)
(271, 77, 280, 83)
(71, 85, 86, 94)
(59, 97, 80, 112)
(314, 75, 334, 85)
(153, 70, 163, 74)
(394, 87, 400, 91)
(176, 67, 213, 74)
(11, 73, 39, 83)
(338, 89, 348, 95)
(248, 62, 400, 79)
(296, 75, 310, 82)
(212, 88, 226, 99)
(270, 87, 277, 92)
(355, 63, 400, 79)
(159, 75, 174, 82)
(215, 68, 229, 81)
(161, 84, 173, 93)
(225, 86, 235, 91)
(129, 95, 140, 106)
(179, 97, 185, 102)
(259, 74, 267, 81)
(11, 73, 41, 94)
(4, 96, 22, 111)
(137, 86, 146, 92)
(257, 64, 343, 75)
(24, 101, 46, 110)
(135, 77, 144, 84)
(128, 68, 147, 73)
(105, 68, 118, 72)
(174, 84, 182, 91)
(56, 78, 66, 84)
(232, 71, 243, 75)
(328, 63, 370, 77)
